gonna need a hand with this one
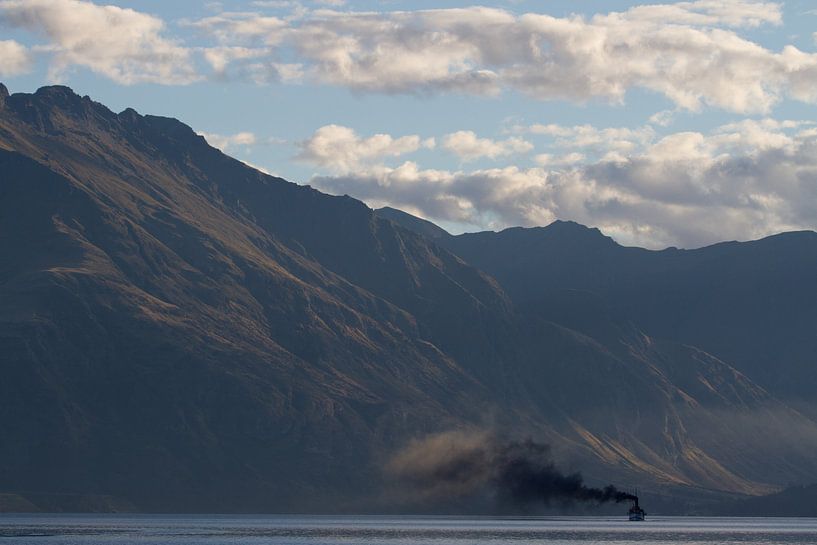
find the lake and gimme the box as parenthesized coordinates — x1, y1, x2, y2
(2, 515, 817, 544)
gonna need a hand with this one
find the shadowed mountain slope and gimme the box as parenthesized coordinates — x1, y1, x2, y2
(1, 85, 816, 512)
(376, 213, 817, 406)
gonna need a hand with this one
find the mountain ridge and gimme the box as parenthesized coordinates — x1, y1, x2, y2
(376, 207, 817, 406)
(376, 205, 817, 251)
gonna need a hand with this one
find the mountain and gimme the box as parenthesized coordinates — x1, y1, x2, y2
(377, 212, 817, 409)
(378, 208, 817, 500)
(2, 84, 817, 513)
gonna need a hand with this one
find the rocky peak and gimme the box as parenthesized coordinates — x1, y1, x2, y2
(117, 107, 141, 124)
(1, 85, 118, 133)
(32, 85, 87, 110)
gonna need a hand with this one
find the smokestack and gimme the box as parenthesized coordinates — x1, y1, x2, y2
(387, 431, 637, 509)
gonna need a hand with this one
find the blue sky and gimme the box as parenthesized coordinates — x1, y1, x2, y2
(2, 0, 817, 248)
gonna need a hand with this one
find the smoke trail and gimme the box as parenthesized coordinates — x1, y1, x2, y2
(493, 439, 636, 506)
(387, 431, 636, 507)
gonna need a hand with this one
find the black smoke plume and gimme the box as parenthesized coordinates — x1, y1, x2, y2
(387, 430, 636, 507)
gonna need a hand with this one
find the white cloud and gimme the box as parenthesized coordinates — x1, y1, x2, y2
(202, 46, 264, 74)
(4, 0, 812, 114)
(286, 7, 508, 96)
(622, 0, 782, 28)
(510, 12, 787, 113)
(201, 45, 303, 83)
(199, 131, 257, 151)
(649, 110, 676, 127)
(0, 0, 197, 84)
(525, 123, 656, 153)
(297, 124, 433, 172)
(184, 0, 817, 113)
(310, 119, 817, 249)
(188, 12, 287, 46)
(0, 39, 31, 76)
(442, 131, 532, 162)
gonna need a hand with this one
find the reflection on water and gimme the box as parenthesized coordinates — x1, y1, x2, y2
(1, 515, 817, 544)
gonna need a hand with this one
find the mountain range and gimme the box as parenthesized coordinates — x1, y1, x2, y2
(1, 83, 816, 513)
(379, 207, 817, 407)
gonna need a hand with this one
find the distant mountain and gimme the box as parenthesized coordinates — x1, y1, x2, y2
(2, 84, 816, 514)
(377, 211, 817, 408)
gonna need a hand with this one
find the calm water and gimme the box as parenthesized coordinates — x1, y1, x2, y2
(1, 515, 816, 544)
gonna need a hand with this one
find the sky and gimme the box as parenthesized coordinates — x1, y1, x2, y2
(1, 0, 817, 248)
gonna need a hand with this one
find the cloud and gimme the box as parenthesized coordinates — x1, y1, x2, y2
(297, 124, 434, 172)
(188, 12, 305, 83)
(4, 0, 813, 114)
(310, 119, 817, 249)
(284, 7, 507, 96)
(199, 131, 257, 151)
(187, 11, 288, 45)
(442, 131, 532, 162)
(533, 152, 586, 167)
(201, 45, 303, 83)
(507, 12, 789, 113)
(312, 161, 558, 230)
(649, 110, 676, 127)
(0, 39, 31, 77)
(182, 0, 817, 113)
(622, 0, 782, 28)
(524, 123, 656, 154)
(0, 0, 197, 84)
(202, 46, 266, 76)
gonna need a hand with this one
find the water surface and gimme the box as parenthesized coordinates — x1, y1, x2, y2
(2, 514, 816, 544)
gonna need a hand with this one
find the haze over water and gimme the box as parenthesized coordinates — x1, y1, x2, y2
(2, 515, 817, 545)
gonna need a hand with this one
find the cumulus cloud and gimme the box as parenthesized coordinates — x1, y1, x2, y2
(442, 131, 532, 162)
(311, 119, 817, 249)
(0, 0, 197, 84)
(182, 0, 817, 113)
(4, 0, 815, 113)
(297, 124, 434, 172)
(0, 39, 31, 77)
